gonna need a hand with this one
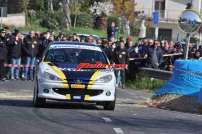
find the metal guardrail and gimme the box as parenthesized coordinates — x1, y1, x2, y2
(138, 67, 173, 80)
(129, 53, 182, 80)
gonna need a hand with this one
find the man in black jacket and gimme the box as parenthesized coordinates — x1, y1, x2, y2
(9, 32, 22, 80)
(23, 31, 39, 80)
(101, 40, 113, 62)
(147, 40, 164, 69)
(114, 41, 128, 88)
(0, 29, 8, 81)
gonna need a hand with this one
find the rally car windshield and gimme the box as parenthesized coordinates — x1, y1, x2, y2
(44, 48, 108, 64)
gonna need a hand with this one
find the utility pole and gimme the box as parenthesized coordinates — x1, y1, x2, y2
(152, 11, 160, 40)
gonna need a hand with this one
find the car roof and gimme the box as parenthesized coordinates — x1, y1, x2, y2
(49, 41, 102, 52)
(51, 41, 98, 46)
(77, 34, 99, 38)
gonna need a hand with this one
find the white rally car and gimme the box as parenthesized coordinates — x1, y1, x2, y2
(33, 41, 116, 110)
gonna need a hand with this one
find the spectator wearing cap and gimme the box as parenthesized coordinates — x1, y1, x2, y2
(0, 29, 8, 80)
(23, 31, 39, 80)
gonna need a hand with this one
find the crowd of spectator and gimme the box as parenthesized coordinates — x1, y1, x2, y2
(0, 25, 202, 88)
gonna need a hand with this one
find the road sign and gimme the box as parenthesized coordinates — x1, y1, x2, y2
(152, 11, 160, 25)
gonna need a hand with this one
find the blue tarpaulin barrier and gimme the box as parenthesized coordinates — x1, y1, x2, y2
(155, 60, 202, 103)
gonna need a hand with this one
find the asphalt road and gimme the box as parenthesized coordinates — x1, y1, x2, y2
(0, 81, 202, 134)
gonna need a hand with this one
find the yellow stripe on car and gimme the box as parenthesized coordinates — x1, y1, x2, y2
(84, 95, 90, 101)
(43, 62, 69, 90)
(66, 94, 71, 100)
(63, 84, 69, 88)
(87, 70, 101, 90)
(50, 66, 69, 89)
(50, 66, 66, 80)
(43, 62, 66, 80)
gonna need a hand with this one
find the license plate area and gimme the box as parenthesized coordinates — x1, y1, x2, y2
(73, 96, 81, 100)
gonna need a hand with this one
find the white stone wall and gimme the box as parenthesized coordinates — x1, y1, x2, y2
(1, 13, 25, 27)
(135, 0, 154, 17)
(165, 0, 187, 20)
(192, 0, 202, 13)
(135, 0, 201, 20)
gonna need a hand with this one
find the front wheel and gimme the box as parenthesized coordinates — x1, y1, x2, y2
(33, 81, 46, 107)
(103, 101, 115, 110)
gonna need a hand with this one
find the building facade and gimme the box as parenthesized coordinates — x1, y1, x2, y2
(135, 0, 202, 41)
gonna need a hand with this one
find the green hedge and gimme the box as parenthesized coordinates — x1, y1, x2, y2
(40, 11, 65, 30)
(71, 13, 94, 28)
(126, 75, 165, 91)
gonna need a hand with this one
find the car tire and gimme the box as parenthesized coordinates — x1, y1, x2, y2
(33, 79, 46, 107)
(103, 101, 115, 110)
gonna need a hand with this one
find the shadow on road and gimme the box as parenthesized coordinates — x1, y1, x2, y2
(0, 99, 102, 110)
(0, 99, 33, 107)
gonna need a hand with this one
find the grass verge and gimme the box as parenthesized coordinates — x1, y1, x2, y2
(126, 75, 165, 91)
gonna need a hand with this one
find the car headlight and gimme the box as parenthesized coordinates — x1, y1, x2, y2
(43, 72, 62, 81)
(95, 75, 113, 83)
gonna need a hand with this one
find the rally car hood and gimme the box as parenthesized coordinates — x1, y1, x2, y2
(40, 62, 104, 84)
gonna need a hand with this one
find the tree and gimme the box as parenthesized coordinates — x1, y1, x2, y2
(113, 0, 135, 22)
(79, 0, 108, 12)
(62, 0, 71, 30)
(113, 0, 136, 37)
(70, 0, 81, 28)
(48, 0, 54, 12)
(29, 0, 45, 11)
(19, 0, 30, 25)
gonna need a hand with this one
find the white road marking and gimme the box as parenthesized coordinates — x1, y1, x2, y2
(0, 92, 32, 100)
(102, 117, 112, 123)
(133, 113, 137, 116)
(113, 128, 124, 134)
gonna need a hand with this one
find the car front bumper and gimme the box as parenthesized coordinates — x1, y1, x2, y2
(37, 80, 116, 102)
